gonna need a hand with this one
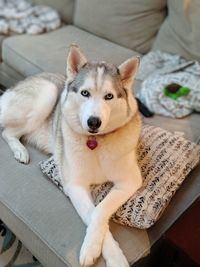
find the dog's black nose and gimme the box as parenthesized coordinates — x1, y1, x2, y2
(87, 116, 102, 131)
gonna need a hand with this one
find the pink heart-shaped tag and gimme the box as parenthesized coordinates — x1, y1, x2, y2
(86, 139, 98, 150)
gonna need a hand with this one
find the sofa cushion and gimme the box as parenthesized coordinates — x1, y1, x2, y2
(143, 113, 200, 144)
(33, 0, 74, 23)
(0, 63, 25, 88)
(153, 0, 200, 61)
(74, 0, 167, 54)
(2, 25, 137, 77)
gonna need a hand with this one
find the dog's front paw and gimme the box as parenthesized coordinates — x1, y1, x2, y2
(80, 223, 107, 266)
(106, 251, 129, 267)
(14, 148, 29, 164)
(79, 237, 102, 266)
(103, 234, 129, 267)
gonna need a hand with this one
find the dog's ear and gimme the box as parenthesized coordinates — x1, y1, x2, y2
(66, 45, 87, 80)
(118, 56, 140, 89)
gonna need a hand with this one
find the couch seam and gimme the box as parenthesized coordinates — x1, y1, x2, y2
(0, 197, 73, 267)
(3, 42, 43, 72)
(0, 64, 25, 82)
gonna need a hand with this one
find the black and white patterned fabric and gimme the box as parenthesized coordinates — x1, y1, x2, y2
(136, 51, 200, 118)
(0, 0, 61, 35)
(39, 125, 200, 229)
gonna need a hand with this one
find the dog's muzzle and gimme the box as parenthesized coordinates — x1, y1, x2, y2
(87, 116, 102, 133)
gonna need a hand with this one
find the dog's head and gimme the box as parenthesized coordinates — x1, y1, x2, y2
(62, 45, 140, 135)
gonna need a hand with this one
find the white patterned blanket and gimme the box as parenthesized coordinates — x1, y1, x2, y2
(0, 0, 61, 35)
(136, 51, 200, 118)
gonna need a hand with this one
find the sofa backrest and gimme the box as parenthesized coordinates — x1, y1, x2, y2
(153, 0, 200, 61)
(33, 0, 74, 23)
(74, 0, 167, 54)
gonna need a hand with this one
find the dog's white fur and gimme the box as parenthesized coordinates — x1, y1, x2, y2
(0, 46, 142, 267)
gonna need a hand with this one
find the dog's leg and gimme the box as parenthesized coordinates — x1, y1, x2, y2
(2, 128, 29, 164)
(79, 162, 142, 267)
(65, 183, 130, 267)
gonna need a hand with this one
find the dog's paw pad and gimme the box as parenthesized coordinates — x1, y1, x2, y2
(14, 149, 29, 164)
(80, 242, 102, 267)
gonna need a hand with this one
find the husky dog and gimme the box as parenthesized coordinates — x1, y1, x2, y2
(0, 45, 142, 267)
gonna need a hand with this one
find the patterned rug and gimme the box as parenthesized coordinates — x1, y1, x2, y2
(0, 220, 42, 267)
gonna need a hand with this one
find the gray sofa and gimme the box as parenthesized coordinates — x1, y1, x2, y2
(0, 1, 200, 267)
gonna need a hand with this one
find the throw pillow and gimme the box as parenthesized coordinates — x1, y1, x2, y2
(40, 125, 200, 229)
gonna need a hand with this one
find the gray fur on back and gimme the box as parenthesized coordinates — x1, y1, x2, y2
(32, 72, 66, 93)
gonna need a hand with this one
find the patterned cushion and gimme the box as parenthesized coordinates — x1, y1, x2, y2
(39, 125, 200, 229)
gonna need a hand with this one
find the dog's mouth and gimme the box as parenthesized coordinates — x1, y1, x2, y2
(88, 130, 98, 134)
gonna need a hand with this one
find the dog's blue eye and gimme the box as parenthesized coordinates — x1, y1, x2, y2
(104, 93, 114, 100)
(81, 90, 90, 98)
